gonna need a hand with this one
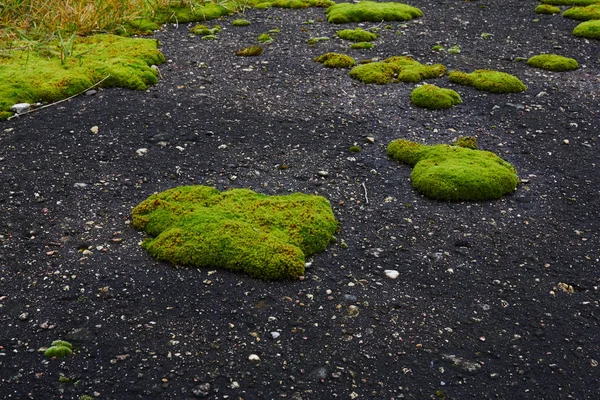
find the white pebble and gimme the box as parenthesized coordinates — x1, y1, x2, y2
(384, 270, 399, 279)
(248, 354, 260, 361)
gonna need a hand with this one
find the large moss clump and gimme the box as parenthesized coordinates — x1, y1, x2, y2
(527, 54, 578, 71)
(349, 56, 446, 84)
(132, 186, 338, 280)
(325, 1, 423, 24)
(337, 28, 378, 42)
(250, 0, 334, 9)
(410, 84, 462, 110)
(448, 69, 526, 93)
(387, 139, 519, 201)
(563, 4, 600, 20)
(0, 34, 164, 119)
(573, 19, 600, 38)
(314, 52, 356, 68)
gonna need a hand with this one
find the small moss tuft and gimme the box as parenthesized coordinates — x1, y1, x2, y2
(232, 19, 252, 26)
(132, 186, 338, 280)
(349, 56, 446, 85)
(573, 19, 600, 38)
(387, 139, 518, 201)
(258, 33, 273, 43)
(326, 1, 423, 24)
(535, 4, 562, 14)
(190, 24, 222, 36)
(314, 52, 356, 68)
(349, 145, 361, 153)
(453, 136, 478, 150)
(527, 54, 578, 71)
(45, 340, 73, 358)
(235, 46, 264, 56)
(410, 84, 462, 110)
(563, 4, 600, 20)
(350, 42, 374, 49)
(448, 69, 526, 93)
(337, 28, 378, 42)
(307, 36, 330, 44)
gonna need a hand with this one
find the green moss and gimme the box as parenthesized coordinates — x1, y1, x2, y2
(431, 45, 445, 51)
(235, 46, 264, 56)
(118, 18, 161, 36)
(349, 56, 446, 85)
(349, 145, 361, 153)
(232, 19, 252, 26)
(154, 3, 231, 23)
(0, 111, 12, 120)
(410, 84, 462, 110)
(527, 54, 578, 71)
(448, 69, 526, 93)
(325, 1, 423, 24)
(45, 340, 73, 358)
(0, 34, 164, 117)
(249, 0, 334, 8)
(535, 4, 562, 14)
(447, 44, 461, 54)
(453, 136, 478, 150)
(132, 186, 338, 280)
(314, 52, 356, 68)
(190, 24, 222, 36)
(573, 19, 600, 38)
(541, 0, 598, 5)
(307, 36, 330, 44)
(337, 28, 378, 42)
(350, 42, 374, 49)
(258, 33, 273, 43)
(563, 4, 600, 20)
(387, 139, 518, 201)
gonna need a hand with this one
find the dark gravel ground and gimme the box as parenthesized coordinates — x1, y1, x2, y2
(1, 1, 600, 399)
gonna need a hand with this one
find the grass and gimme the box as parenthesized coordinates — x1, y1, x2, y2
(132, 186, 338, 280)
(349, 56, 446, 85)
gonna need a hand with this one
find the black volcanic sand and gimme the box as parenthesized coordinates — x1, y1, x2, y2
(1, 1, 599, 399)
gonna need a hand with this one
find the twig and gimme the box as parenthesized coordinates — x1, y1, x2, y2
(8, 74, 111, 119)
(361, 182, 369, 204)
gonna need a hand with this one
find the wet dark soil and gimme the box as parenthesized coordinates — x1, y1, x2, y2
(1, 1, 600, 399)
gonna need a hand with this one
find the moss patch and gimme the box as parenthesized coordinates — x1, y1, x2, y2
(337, 28, 378, 42)
(190, 24, 222, 36)
(117, 18, 161, 36)
(453, 136, 478, 150)
(132, 186, 338, 280)
(307, 36, 331, 44)
(153, 3, 231, 23)
(235, 46, 264, 56)
(573, 19, 600, 38)
(314, 52, 356, 68)
(448, 69, 526, 93)
(349, 56, 446, 85)
(350, 42, 374, 49)
(527, 54, 578, 71)
(45, 340, 73, 358)
(410, 84, 462, 110)
(387, 139, 518, 201)
(0, 34, 164, 118)
(541, 0, 598, 5)
(258, 33, 274, 43)
(563, 4, 600, 20)
(250, 0, 334, 9)
(232, 19, 252, 26)
(326, 1, 423, 24)
(535, 4, 562, 14)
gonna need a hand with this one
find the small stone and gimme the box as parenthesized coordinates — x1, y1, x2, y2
(218, 144, 228, 149)
(248, 354, 261, 361)
(271, 332, 280, 339)
(563, 139, 569, 145)
(18, 312, 30, 321)
(192, 383, 211, 398)
(346, 305, 360, 317)
(73, 183, 88, 189)
(90, 126, 99, 134)
(366, 136, 375, 143)
(10, 103, 30, 115)
(384, 269, 399, 279)
(85, 90, 97, 96)
(136, 148, 148, 156)
(317, 170, 329, 177)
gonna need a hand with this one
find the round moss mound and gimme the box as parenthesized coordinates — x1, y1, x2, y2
(448, 69, 526, 93)
(410, 84, 462, 110)
(337, 28, 378, 42)
(563, 4, 600, 20)
(527, 54, 578, 71)
(232, 19, 252, 26)
(44, 340, 73, 358)
(349, 56, 446, 85)
(541, 0, 598, 5)
(314, 52, 356, 68)
(132, 186, 338, 280)
(325, 1, 423, 24)
(535, 4, 561, 14)
(573, 19, 600, 38)
(387, 139, 518, 201)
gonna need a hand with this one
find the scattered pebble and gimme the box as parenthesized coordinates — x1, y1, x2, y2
(248, 354, 261, 361)
(384, 269, 399, 279)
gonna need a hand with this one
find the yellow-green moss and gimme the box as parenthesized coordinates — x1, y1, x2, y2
(232, 19, 252, 26)
(190, 24, 222, 36)
(314, 52, 356, 68)
(153, 3, 231, 23)
(325, 1, 423, 24)
(563, 4, 600, 20)
(541, 0, 598, 5)
(235, 45, 264, 56)
(349, 56, 446, 85)
(249, 0, 334, 9)
(527, 54, 578, 71)
(307, 36, 330, 44)
(387, 139, 518, 201)
(535, 4, 562, 14)
(44, 340, 73, 358)
(258, 33, 273, 43)
(453, 136, 478, 150)
(448, 69, 526, 93)
(337, 28, 378, 42)
(573, 19, 600, 38)
(350, 42, 374, 49)
(116, 18, 161, 36)
(132, 186, 338, 280)
(0, 34, 164, 117)
(410, 84, 462, 110)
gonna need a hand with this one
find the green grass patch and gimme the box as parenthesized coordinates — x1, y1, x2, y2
(410, 84, 462, 110)
(337, 28, 378, 42)
(535, 4, 562, 14)
(387, 139, 518, 201)
(349, 56, 446, 85)
(249, 0, 334, 9)
(448, 69, 526, 93)
(325, 1, 423, 24)
(563, 4, 600, 20)
(315, 52, 356, 68)
(132, 186, 338, 280)
(350, 42, 375, 49)
(0, 34, 164, 119)
(573, 19, 600, 38)
(527, 54, 578, 71)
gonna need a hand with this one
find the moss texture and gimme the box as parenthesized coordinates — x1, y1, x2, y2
(337, 28, 378, 42)
(573, 19, 600, 38)
(350, 42, 374, 49)
(387, 139, 518, 201)
(535, 4, 562, 14)
(453, 136, 478, 150)
(154, 3, 231, 23)
(250, 0, 334, 9)
(314, 52, 356, 68)
(541, 0, 598, 5)
(44, 340, 73, 358)
(527, 54, 578, 71)
(563, 4, 600, 20)
(325, 1, 423, 24)
(410, 84, 462, 110)
(232, 19, 252, 26)
(448, 69, 526, 93)
(235, 46, 264, 56)
(117, 18, 161, 36)
(132, 186, 338, 280)
(190, 24, 222, 36)
(349, 56, 446, 85)
(258, 33, 273, 43)
(0, 34, 164, 118)
(307, 36, 330, 44)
